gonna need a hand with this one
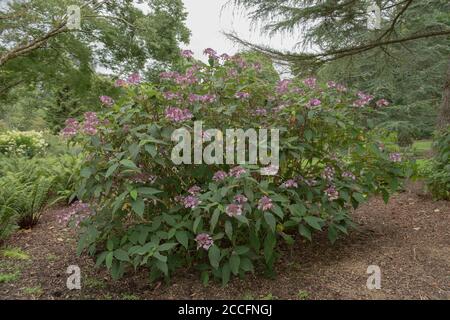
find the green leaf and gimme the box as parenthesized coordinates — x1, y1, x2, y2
(114, 249, 129, 262)
(80, 167, 92, 178)
(225, 220, 233, 240)
(201, 271, 209, 286)
(120, 159, 138, 169)
(106, 239, 114, 251)
(105, 163, 119, 178)
(193, 216, 202, 233)
(298, 224, 312, 241)
(131, 198, 145, 217)
(222, 262, 231, 286)
(158, 242, 177, 251)
(175, 231, 189, 249)
(155, 260, 168, 276)
(130, 189, 138, 201)
(352, 192, 366, 203)
(264, 212, 276, 232)
(145, 144, 157, 157)
(240, 257, 254, 272)
(328, 225, 338, 244)
(234, 245, 249, 255)
(105, 252, 113, 269)
(263, 232, 276, 263)
(210, 208, 220, 232)
(229, 254, 240, 275)
(138, 187, 162, 195)
(153, 251, 167, 263)
(303, 216, 323, 231)
(208, 245, 221, 269)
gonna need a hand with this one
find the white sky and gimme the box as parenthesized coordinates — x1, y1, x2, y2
(182, 0, 300, 62)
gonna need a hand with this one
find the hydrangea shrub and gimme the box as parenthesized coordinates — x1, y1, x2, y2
(0, 130, 47, 157)
(66, 49, 407, 284)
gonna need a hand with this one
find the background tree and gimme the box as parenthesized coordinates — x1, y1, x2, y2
(0, 0, 190, 130)
(228, 0, 450, 137)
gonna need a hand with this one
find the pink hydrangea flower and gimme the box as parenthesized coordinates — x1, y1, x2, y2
(303, 77, 317, 88)
(258, 196, 273, 211)
(389, 153, 402, 162)
(213, 170, 228, 181)
(181, 49, 194, 58)
(276, 79, 292, 94)
(188, 185, 201, 195)
(127, 73, 141, 84)
(234, 194, 248, 204)
(325, 185, 339, 201)
(114, 79, 127, 87)
(61, 118, 79, 138)
(99, 95, 114, 106)
(281, 179, 298, 188)
(235, 91, 250, 99)
(376, 99, 390, 107)
(229, 166, 246, 178)
(308, 98, 321, 107)
(226, 203, 243, 217)
(195, 233, 213, 250)
(203, 48, 218, 59)
(183, 195, 201, 209)
(165, 107, 193, 122)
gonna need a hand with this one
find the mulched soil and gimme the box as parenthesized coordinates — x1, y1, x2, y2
(1, 182, 449, 300)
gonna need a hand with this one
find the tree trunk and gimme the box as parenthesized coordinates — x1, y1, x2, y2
(437, 57, 450, 130)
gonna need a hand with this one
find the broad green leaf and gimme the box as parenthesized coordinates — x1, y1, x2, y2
(208, 245, 221, 269)
(175, 231, 189, 249)
(264, 212, 276, 232)
(131, 198, 145, 217)
(229, 254, 240, 275)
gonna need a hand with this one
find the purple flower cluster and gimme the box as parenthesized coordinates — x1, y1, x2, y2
(376, 99, 390, 107)
(389, 152, 402, 162)
(308, 98, 321, 108)
(276, 79, 292, 94)
(226, 203, 243, 217)
(57, 201, 93, 227)
(234, 194, 248, 204)
(182, 195, 201, 209)
(114, 73, 141, 87)
(254, 108, 267, 116)
(163, 91, 183, 101)
(99, 95, 114, 106)
(280, 179, 298, 189)
(204, 48, 219, 60)
(188, 185, 201, 195)
(181, 49, 194, 58)
(160, 67, 198, 86)
(188, 93, 217, 103)
(342, 171, 356, 181)
(165, 107, 193, 122)
(229, 166, 246, 178)
(61, 118, 80, 138)
(322, 166, 335, 182)
(213, 170, 228, 181)
(258, 196, 273, 211)
(130, 173, 157, 184)
(83, 112, 99, 135)
(353, 91, 374, 107)
(195, 233, 213, 250)
(235, 91, 250, 99)
(325, 186, 339, 201)
(303, 77, 317, 89)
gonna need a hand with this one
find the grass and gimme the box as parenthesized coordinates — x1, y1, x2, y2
(2, 247, 30, 260)
(297, 290, 309, 300)
(23, 285, 44, 297)
(0, 271, 20, 283)
(84, 276, 107, 289)
(121, 293, 140, 300)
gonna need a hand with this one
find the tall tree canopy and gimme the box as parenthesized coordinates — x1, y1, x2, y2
(0, 0, 190, 98)
(228, 0, 450, 136)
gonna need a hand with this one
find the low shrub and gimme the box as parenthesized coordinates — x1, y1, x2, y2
(0, 154, 82, 229)
(0, 130, 47, 157)
(65, 50, 408, 284)
(427, 128, 450, 200)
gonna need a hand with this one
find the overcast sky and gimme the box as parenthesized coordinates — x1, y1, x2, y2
(182, 0, 300, 62)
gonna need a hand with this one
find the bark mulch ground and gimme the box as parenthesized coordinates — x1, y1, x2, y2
(1, 184, 449, 300)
